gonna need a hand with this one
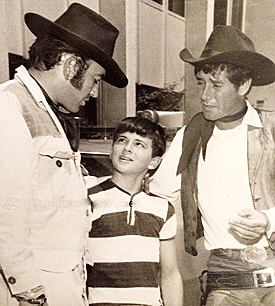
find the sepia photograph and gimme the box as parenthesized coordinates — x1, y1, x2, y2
(1, 0, 275, 305)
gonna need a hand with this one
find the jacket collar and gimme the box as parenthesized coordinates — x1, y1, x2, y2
(15, 65, 48, 110)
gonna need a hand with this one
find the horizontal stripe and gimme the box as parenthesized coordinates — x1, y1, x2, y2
(90, 211, 164, 238)
(87, 287, 161, 306)
(86, 235, 159, 263)
(86, 262, 159, 288)
(167, 202, 175, 220)
(88, 179, 115, 195)
(90, 303, 150, 306)
(89, 180, 171, 220)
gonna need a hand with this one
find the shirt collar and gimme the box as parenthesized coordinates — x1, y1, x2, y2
(242, 100, 262, 128)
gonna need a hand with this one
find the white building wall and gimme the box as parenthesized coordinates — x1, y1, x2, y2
(138, 0, 185, 91)
(139, 0, 165, 88)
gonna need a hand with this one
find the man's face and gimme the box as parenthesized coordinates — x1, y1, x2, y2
(111, 132, 155, 177)
(60, 60, 105, 113)
(196, 68, 244, 121)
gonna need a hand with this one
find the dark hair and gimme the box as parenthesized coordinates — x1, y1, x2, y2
(112, 117, 166, 158)
(28, 34, 90, 89)
(195, 62, 253, 93)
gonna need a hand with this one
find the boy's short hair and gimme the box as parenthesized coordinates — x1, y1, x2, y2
(113, 117, 166, 158)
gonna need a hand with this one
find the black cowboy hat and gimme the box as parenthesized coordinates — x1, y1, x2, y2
(180, 25, 275, 86)
(24, 2, 128, 88)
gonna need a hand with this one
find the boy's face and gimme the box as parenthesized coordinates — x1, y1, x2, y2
(111, 132, 160, 176)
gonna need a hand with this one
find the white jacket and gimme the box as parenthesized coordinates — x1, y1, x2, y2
(0, 66, 91, 295)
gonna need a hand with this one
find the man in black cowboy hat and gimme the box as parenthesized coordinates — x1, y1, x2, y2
(151, 25, 275, 305)
(0, 3, 127, 306)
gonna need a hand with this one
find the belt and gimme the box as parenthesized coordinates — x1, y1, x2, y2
(206, 268, 275, 290)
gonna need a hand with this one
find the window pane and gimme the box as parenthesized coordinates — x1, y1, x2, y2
(151, 0, 163, 4)
(214, 0, 228, 27)
(168, 0, 185, 17)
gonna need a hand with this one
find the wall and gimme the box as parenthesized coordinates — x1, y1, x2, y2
(245, 0, 275, 110)
(99, 0, 128, 126)
(138, 0, 185, 91)
(184, 0, 208, 122)
(2, 0, 100, 65)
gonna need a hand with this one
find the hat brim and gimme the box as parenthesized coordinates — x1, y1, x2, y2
(25, 13, 128, 88)
(180, 48, 275, 86)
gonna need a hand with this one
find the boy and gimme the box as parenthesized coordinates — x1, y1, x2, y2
(86, 117, 183, 306)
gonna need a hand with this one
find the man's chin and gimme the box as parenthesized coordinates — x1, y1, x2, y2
(202, 112, 216, 122)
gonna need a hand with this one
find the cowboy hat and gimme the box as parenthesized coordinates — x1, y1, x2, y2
(180, 25, 275, 86)
(24, 2, 128, 88)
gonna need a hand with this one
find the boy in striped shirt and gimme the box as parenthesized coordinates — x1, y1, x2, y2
(86, 117, 183, 306)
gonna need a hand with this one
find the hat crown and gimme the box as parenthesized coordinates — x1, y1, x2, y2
(179, 25, 275, 86)
(54, 3, 118, 57)
(24, 2, 128, 87)
(202, 25, 255, 57)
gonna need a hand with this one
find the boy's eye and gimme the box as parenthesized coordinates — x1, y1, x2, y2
(117, 137, 126, 143)
(135, 141, 146, 148)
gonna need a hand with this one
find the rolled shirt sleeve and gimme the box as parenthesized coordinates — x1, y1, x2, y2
(150, 127, 185, 207)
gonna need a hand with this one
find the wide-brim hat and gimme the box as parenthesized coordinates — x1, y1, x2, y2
(180, 25, 275, 86)
(25, 3, 128, 88)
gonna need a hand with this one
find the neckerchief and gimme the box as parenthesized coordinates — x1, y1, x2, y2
(32, 77, 80, 152)
(176, 105, 248, 174)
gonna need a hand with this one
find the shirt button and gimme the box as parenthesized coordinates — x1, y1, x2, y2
(56, 160, 62, 167)
(86, 209, 89, 217)
(8, 277, 16, 284)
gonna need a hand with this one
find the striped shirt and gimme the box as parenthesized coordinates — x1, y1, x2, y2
(86, 179, 176, 306)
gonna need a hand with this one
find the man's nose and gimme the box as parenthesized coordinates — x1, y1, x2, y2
(90, 82, 99, 98)
(201, 84, 212, 101)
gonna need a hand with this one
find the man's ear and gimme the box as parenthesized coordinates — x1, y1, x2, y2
(63, 55, 82, 81)
(148, 156, 162, 170)
(238, 78, 252, 96)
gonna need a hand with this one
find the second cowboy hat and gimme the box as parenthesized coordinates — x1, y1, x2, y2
(24, 2, 128, 88)
(180, 25, 275, 86)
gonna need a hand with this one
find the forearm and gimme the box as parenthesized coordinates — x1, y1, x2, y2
(161, 269, 184, 306)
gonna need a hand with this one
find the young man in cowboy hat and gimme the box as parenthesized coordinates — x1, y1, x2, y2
(0, 3, 127, 306)
(151, 25, 275, 305)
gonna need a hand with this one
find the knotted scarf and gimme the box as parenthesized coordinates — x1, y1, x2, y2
(177, 105, 248, 174)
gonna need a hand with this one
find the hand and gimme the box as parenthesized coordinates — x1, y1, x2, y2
(228, 208, 270, 245)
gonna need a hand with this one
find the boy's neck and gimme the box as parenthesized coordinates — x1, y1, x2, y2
(111, 172, 146, 195)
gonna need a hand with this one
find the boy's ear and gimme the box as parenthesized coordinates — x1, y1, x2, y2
(148, 156, 162, 170)
(63, 55, 82, 81)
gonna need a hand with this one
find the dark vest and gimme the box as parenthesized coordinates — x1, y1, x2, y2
(179, 110, 275, 256)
